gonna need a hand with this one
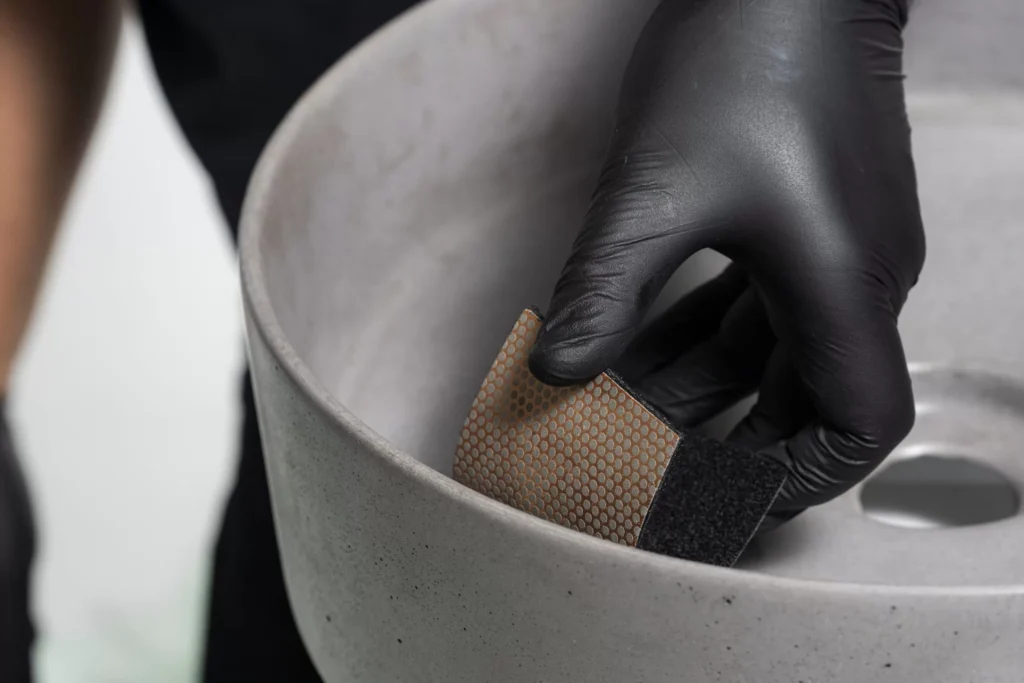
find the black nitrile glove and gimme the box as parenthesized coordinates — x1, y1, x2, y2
(1, 397, 36, 682)
(529, 0, 923, 527)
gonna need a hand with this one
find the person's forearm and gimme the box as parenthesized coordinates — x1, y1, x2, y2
(0, 0, 120, 393)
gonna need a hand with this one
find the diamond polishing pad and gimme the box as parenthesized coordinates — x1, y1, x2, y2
(454, 309, 788, 567)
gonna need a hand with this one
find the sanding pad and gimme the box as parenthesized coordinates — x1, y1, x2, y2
(454, 309, 788, 567)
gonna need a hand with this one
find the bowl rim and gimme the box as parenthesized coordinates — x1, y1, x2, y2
(238, 0, 1024, 598)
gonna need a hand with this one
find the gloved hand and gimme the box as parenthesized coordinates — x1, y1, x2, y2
(1, 396, 36, 682)
(529, 0, 924, 527)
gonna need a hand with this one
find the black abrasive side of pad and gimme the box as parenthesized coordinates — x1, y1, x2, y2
(636, 431, 788, 567)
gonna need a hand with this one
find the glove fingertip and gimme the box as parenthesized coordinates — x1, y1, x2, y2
(528, 334, 608, 387)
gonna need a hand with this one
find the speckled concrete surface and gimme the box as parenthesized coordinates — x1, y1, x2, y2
(240, 0, 1024, 680)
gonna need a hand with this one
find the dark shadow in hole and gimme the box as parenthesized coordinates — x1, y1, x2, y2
(861, 455, 1020, 528)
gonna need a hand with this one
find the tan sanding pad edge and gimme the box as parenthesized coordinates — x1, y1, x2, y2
(454, 309, 681, 547)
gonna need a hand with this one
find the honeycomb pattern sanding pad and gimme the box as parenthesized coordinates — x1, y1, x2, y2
(454, 309, 788, 567)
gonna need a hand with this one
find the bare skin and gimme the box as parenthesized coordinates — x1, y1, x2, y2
(0, 0, 120, 394)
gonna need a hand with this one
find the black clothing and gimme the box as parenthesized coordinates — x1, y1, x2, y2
(137, 1, 419, 678)
(2, 2, 420, 681)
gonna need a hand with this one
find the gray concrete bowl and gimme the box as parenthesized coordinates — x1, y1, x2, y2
(239, 0, 1024, 680)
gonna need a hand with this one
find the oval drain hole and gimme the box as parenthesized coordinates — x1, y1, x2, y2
(860, 455, 1020, 529)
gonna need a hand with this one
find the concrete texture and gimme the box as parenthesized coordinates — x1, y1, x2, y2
(240, 0, 1024, 680)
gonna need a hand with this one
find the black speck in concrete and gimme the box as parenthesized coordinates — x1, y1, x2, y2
(567, 590, 572, 596)
(723, 596, 734, 605)
(325, 615, 332, 623)
(397, 639, 403, 644)
(884, 663, 892, 668)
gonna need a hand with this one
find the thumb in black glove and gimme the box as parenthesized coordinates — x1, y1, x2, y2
(529, 0, 924, 525)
